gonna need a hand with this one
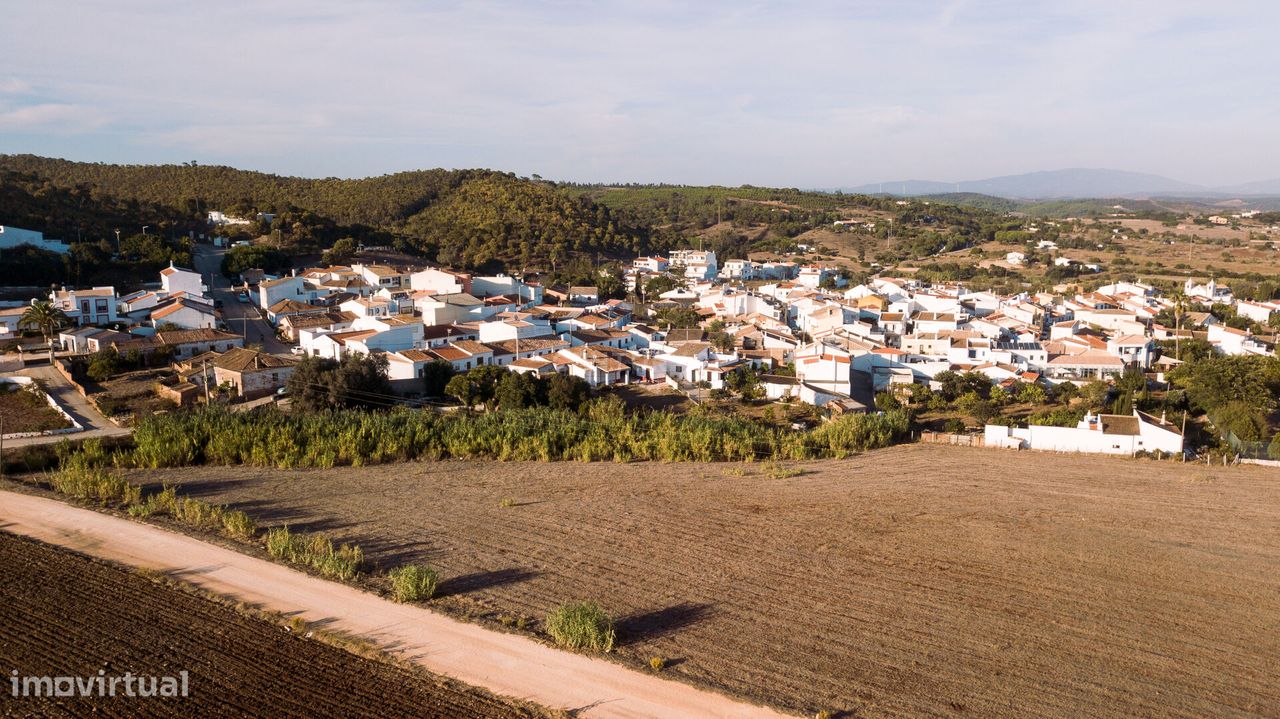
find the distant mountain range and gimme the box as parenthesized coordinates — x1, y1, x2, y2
(845, 168, 1280, 200)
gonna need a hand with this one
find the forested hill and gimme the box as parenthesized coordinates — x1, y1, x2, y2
(0, 155, 651, 271)
(0, 155, 1016, 278)
(0, 168, 193, 241)
(1, 154, 542, 228)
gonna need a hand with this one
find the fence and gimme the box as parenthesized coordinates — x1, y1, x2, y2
(918, 431, 985, 448)
(1207, 412, 1272, 460)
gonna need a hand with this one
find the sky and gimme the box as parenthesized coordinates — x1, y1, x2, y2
(1, 1, 1278, 187)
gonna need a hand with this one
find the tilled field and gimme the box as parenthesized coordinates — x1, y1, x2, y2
(131, 445, 1280, 718)
(0, 532, 546, 718)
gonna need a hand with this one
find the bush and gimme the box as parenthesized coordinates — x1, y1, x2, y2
(265, 526, 364, 580)
(174, 497, 225, 530)
(389, 564, 439, 602)
(221, 510, 257, 540)
(49, 464, 141, 506)
(545, 601, 616, 652)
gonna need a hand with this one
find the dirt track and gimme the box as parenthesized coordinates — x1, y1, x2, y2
(130, 444, 1280, 718)
(0, 532, 544, 719)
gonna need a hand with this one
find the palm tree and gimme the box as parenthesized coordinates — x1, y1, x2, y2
(21, 300, 71, 365)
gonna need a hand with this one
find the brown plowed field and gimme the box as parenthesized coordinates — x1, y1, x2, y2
(0, 532, 547, 718)
(130, 444, 1280, 718)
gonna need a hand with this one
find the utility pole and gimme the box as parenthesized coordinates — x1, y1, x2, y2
(203, 360, 212, 403)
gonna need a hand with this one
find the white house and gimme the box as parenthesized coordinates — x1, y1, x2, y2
(160, 262, 206, 296)
(151, 298, 217, 330)
(1236, 300, 1279, 325)
(258, 276, 310, 309)
(634, 256, 670, 273)
(50, 287, 119, 326)
(410, 267, 471, 295)
(668, 249, 718, 280)
(985, 410, 1183, 456)
(0, 225, 70, 254)
(719, 259, 759, 280)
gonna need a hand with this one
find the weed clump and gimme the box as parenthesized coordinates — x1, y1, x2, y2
(389, 564, 439, 602)
(545, 601, 615, 653)
(265, 526, 364, 580)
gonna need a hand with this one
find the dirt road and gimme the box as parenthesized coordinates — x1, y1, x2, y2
(0, 490, 791, 719)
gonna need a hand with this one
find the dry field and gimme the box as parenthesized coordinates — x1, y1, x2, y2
(0, 532, 548, 719)
(127, 445, 1280, 718)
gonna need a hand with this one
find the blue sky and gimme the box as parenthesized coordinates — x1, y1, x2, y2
(1, 1, 1277, 186)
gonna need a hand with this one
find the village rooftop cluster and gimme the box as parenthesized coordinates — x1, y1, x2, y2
(5, 227, 1275, 454)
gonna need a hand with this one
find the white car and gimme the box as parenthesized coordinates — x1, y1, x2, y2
(290, 346, 307, 356)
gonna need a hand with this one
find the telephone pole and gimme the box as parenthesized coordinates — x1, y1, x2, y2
(203, 360, 212, 403)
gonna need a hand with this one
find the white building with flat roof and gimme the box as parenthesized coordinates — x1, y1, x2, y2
(0, 225, 70, 254)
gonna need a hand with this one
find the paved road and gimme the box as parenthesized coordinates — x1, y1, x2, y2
(0, 491, 791, 719)
(192, 244, 291, 355)
(3, 366, 132, 448)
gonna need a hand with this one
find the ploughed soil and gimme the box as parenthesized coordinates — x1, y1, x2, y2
(0, 532, 548, 718)
(127, 444, 1280, 718)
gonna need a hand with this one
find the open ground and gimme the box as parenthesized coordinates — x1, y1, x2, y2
(122, 444, 1280, 718)
(0, 532, 549, 719)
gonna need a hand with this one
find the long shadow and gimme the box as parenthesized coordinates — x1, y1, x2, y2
(203, 498, 357, 535)
(351, 538, 441, 568)
(615, 602, 714, 646)
(142, 477, 247, 498)
(438, 567, 541, 597)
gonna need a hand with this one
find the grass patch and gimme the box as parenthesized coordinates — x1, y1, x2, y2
(388, 564, 439, 602)
(48, 464, 141, 506)
(545, 601, 616, 653)
(266, 525, 364, 581)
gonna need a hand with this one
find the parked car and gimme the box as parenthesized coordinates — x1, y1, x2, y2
(237, 291, 250, 303)
(290, 346, 306, 355)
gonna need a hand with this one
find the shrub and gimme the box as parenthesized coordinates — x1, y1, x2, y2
(389, 564, 439, 602)
(649, 656, 666, 671)
(49, 464, 141, 506)
(174, 497, 225, 530)
(221, 510, 257, 540)
(266, 526, 364, 581)
(545, 602, 615, 653)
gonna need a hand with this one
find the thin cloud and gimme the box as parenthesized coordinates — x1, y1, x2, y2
(0, 103, 106, 133)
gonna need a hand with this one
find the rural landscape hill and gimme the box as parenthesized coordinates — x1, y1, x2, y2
(0, 155, 1016, 276)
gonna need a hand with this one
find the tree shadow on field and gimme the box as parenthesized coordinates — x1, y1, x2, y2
(354, 538, 440, 568)
(438, 567, 541, 597)
(615, 602, 714, 646)
(140, 476, 243, 498)
(216, 499, 355, 535)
